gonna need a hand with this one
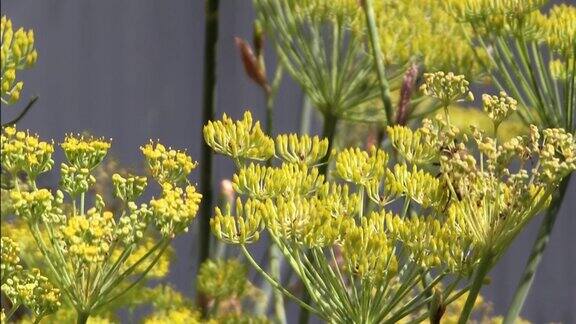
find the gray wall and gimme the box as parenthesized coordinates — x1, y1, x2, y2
(2, 1, 574, 322)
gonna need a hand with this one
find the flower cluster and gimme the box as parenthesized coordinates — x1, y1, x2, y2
(232, 163, 324, 200)
(482, 91, 518, 128)
(275, 134, 328, 167)
(544, 4, 575, 55)
(451, 1, 575, 132)
(448, 0, 547, 37)
(203, 111, 275, 162)
(141, 141, 197, 184)
(253, 0, 380, 120)
(372, 0, 487, 78)
(335, 146, 388, 185)
(1, 127, 55, 179)
(61, 135, 111, 170)
(206, 105, 574, 323)
(1, 16, 37, 105)
(150, 183, 202, 237)
(111, 173, 147, 202)
(2, 268, 61, 319)
(1, 238, 61, 322)
(211, 198, 263, 244)
(341, 213, 397, 279)
(387, 125, 438, 165)
(60, 209, 115, 263)
(1, 236, 22, 282)
(1, 126, 202, 322)
(420, 71, 475, 106)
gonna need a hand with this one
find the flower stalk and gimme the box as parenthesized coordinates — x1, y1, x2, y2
(198, 0, 220, 305)
(504, 175, 572, 323)
(362, 0, 393, 125)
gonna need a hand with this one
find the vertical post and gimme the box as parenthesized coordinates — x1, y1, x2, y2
(198, 0, 220, 316)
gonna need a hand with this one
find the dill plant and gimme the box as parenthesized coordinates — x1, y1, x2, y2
(204, 76, 575, 323)
(1, 128, 202, 323)
(446, 1, 575, 321)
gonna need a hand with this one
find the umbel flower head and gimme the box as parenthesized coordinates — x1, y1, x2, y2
(482, 91, 518, 128)
(211, 198, 263, 244)
(2, 268, 61, 319)
(372, 0, 487, 78)
(150, 183, 202, 237)
(448, 0, 547, 37)
(253, 0, 381, 121)
(1, 127, 55, 179)
(420, 71, 474, 106)
(205, 110, 574, 323)
(544, 4, 575, 55)
(1, 16, 38, 105)
(141, 141, 197, 185)
(275, 134, 329, 167)
(203, 111, 275, 162)
(1, 237, 22, 282)
(1, 238, 61, 322)
(1, 126, 202, 321)
(61, 134, 111, 170)
(449, 2, 575, 132)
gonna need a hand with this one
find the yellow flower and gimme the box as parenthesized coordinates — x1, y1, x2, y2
(1, 127, 54, 178)
(1, 16, 37, 105)
(150, 183, 202, 237)
(203, 111, 275, 162)
(141, 141, 197, 185)
(211, 198, 263, 244)
(61, 135, 111, 170)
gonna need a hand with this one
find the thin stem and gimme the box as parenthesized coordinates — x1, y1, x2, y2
(362, 0, 393, 125)
(299, 95, 313, 136)
(4, 303, 21, 321)
(95, 242, 170, 309)
(240, 245, 322, 318)
(317, 113, 337, 177)
(457, 253, 493, 324)
(2, 95, 39, 127)
(271, 246, 287, 324)
(503, 175, 572, 324)
(443, 105, 451, 126)
(299, 113, 337, 324)
(198, 0, 220, 310)
(265, 66, 284, 136)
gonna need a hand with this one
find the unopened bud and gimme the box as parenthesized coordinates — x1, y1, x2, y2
(234, 37, 269, 93)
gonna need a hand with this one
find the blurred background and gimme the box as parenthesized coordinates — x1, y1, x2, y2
(2, 1, 574, 322)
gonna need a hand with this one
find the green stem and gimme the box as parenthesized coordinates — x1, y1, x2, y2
(362, 0, 393, 125)
(4, 303, 20, 321)
(503, 175, 572, 324)
(317, 113, 338, 177)
(266, 66, 284, 136)
(240, 245, 321, 318)
(198, 0, 220, 310)
(76, 311, 89, 324)
(271, 246, 288, 324)
(299, 95, 313, 136)
(457, 254, 493, 324)
(299, 113, 337, 324)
